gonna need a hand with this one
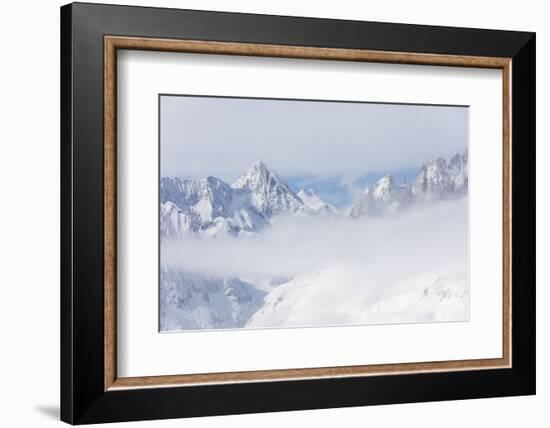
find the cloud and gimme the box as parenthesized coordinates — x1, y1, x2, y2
(161, 198, 468, 282)
(160, 95, 468, 181)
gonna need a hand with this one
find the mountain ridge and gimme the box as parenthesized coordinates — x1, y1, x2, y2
(349, 149, 468, 217)
(161, 149, 468, 238)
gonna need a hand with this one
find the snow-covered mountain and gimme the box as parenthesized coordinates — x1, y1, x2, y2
(412, 149, 468, 200)
(161, 150, 468, 236)
(232, 161, 307, 217)
(161, 161, 308, 238)
(297, 188, 338, 214)
(349, 149, 467, 217)
(160, 175, 268, 238)
(160, 268, 267, 331)
(348, 175, 412, 218)
(246, 268, 468, 328)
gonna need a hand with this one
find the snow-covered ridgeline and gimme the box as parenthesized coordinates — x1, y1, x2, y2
(297, 188, 339, 215)
(160, 269, 266, 331)
(160, 161, 307, 238)
(161, 149, 468, 238)
(348, 149, 468, 217)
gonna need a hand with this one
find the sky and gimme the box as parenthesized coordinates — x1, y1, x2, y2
(160, 95, 468, 207)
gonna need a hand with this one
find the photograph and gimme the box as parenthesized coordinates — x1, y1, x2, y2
(159, 95, 470, 332)
(55, 2, 536, 424)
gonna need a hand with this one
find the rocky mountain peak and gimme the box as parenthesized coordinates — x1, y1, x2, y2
(349, 149, 467, 217)
(232, 160, 280, 191)
(161, 161, 310, 238)
(160, 150, 468, 236)
(232, 160, 305, 218)
(412, 151, 468, 199)
(372, 174, 396, 200)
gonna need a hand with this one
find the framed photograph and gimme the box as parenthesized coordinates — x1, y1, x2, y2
(60, 2, 536, 424)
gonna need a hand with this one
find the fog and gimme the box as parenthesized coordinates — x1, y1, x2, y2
(161, 198, 468, 283)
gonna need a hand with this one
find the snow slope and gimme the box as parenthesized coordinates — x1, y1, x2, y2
(160, 269, 267, 331)
(246, 269, 467, 328)
(297, 188, 338, 214)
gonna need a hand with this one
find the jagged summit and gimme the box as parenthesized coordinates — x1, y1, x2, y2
(161, 161, 308, 238)
(231, 160, 305, 218)
(349, 149, 467, 218)
(232, 160, 279, 189)
(160, 150, 468, 236)
(412, 157, 449, 198)
(251, 159, 272, 173)
(241, 160, 282, 180)
(372, 174, 395, 200)
(411, 150, 468, 199)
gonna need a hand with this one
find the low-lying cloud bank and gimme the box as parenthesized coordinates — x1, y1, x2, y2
(161, 197, 468, 282)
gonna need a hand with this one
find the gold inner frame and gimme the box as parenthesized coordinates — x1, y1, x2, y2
(104, 35, 512, 391)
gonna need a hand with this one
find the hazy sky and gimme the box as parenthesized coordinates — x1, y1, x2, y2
(160, 95, 468, 191)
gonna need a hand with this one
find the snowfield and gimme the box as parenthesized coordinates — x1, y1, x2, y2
(159, 152, 469, 331)
(246, 270, 468, 328)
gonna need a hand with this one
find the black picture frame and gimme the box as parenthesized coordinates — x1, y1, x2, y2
(61, 2, 535, 424)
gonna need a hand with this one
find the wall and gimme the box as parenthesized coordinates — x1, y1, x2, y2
(0, 0, 545, 426)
